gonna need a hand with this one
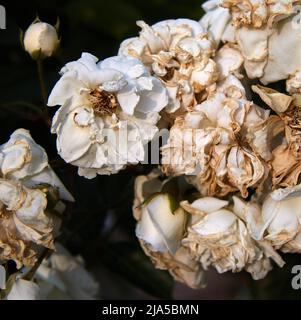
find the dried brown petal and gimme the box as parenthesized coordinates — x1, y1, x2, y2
(162, 79, 270, 197)
(181, 196, 276, 279)
(0, 179, 56, 268)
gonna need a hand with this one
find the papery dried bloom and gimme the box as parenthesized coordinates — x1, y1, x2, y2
(119, 19, 218, 114)
(133, 171, 204, 289)
(48, 53, 168, 178)
(200, 0, 235, 45)
(235, 24, 272, 79)
(0, 129, 73, 269)
(0, 129, 74, 202)
(23, 20, 59, 60)
(181, 196, 282, 279)
(259, 16, 301, 85)
(221, 0, 268, 28)
(235, 14, 301, 83)
(161, 76, 270, 198)
(233, 187, 301, 253)
(221, 0, 301, 28)
(35, 243, 99, 300)
(252, 85, 301, 188)
(0, 179, 55, 268)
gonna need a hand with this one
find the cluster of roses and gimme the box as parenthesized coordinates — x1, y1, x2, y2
(2, 0, 301, 295)
(0, 129, 98, 299)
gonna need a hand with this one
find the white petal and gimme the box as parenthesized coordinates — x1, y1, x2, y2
(135, 78, 168, 114)
(117, 86, 140, 115)
(136, 194, 186, 254)
(192, 209, 236, 235)
(100, 55, 147, 78)
(48, 72, 83, 106)
(55, 107, 94, 163)
(0, 129, 48, 180)
(191, 197, 229, 214)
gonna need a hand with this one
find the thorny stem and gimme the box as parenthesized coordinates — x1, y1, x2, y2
(23, 248, 53, 281)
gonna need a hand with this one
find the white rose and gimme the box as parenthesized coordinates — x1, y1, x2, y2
(181, 196, 280, 280)
(237, 184, 301, 253)
(119, 19, 218, 114)
(0, 179, 55, 268)
(161, 76, 270, 198)
(48, 53, 168, 178)
(0, 129, 74, 202)
(133, 171, 204, 289)
(136, 193, 186, 254)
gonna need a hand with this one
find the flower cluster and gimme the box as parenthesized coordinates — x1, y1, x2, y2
(48, 18, 224, 177)
(0, 130, 99, 300)
(0, 129, 73, 268)
(5, 0, 301, 296)
(133, 171, 289, 287)
(128, 1, 301, 288)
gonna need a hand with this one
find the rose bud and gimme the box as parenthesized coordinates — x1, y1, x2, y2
(23, 21, 59, 60)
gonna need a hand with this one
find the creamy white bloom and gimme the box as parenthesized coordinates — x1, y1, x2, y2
(181, 196, 282, 279)
(35, 243, 99, 300)
(48, 53, 168, 178)
(0, 129, 74, 202)
(119, 19, 218, 114)
(136, 193, 186, 255)
(133, 171, 204, 289)
(234, 185, 301, 253)
(232, 9, 301, 83)
(260, 17, 301, 85)
(23, 21, 59, 60)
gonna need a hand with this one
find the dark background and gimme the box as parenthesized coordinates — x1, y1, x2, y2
(0, 0, 300, 299)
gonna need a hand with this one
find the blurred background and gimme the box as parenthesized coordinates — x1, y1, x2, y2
(0, 0, 300, 299)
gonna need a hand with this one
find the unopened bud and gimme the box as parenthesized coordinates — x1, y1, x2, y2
(23, 21, 59, 60)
